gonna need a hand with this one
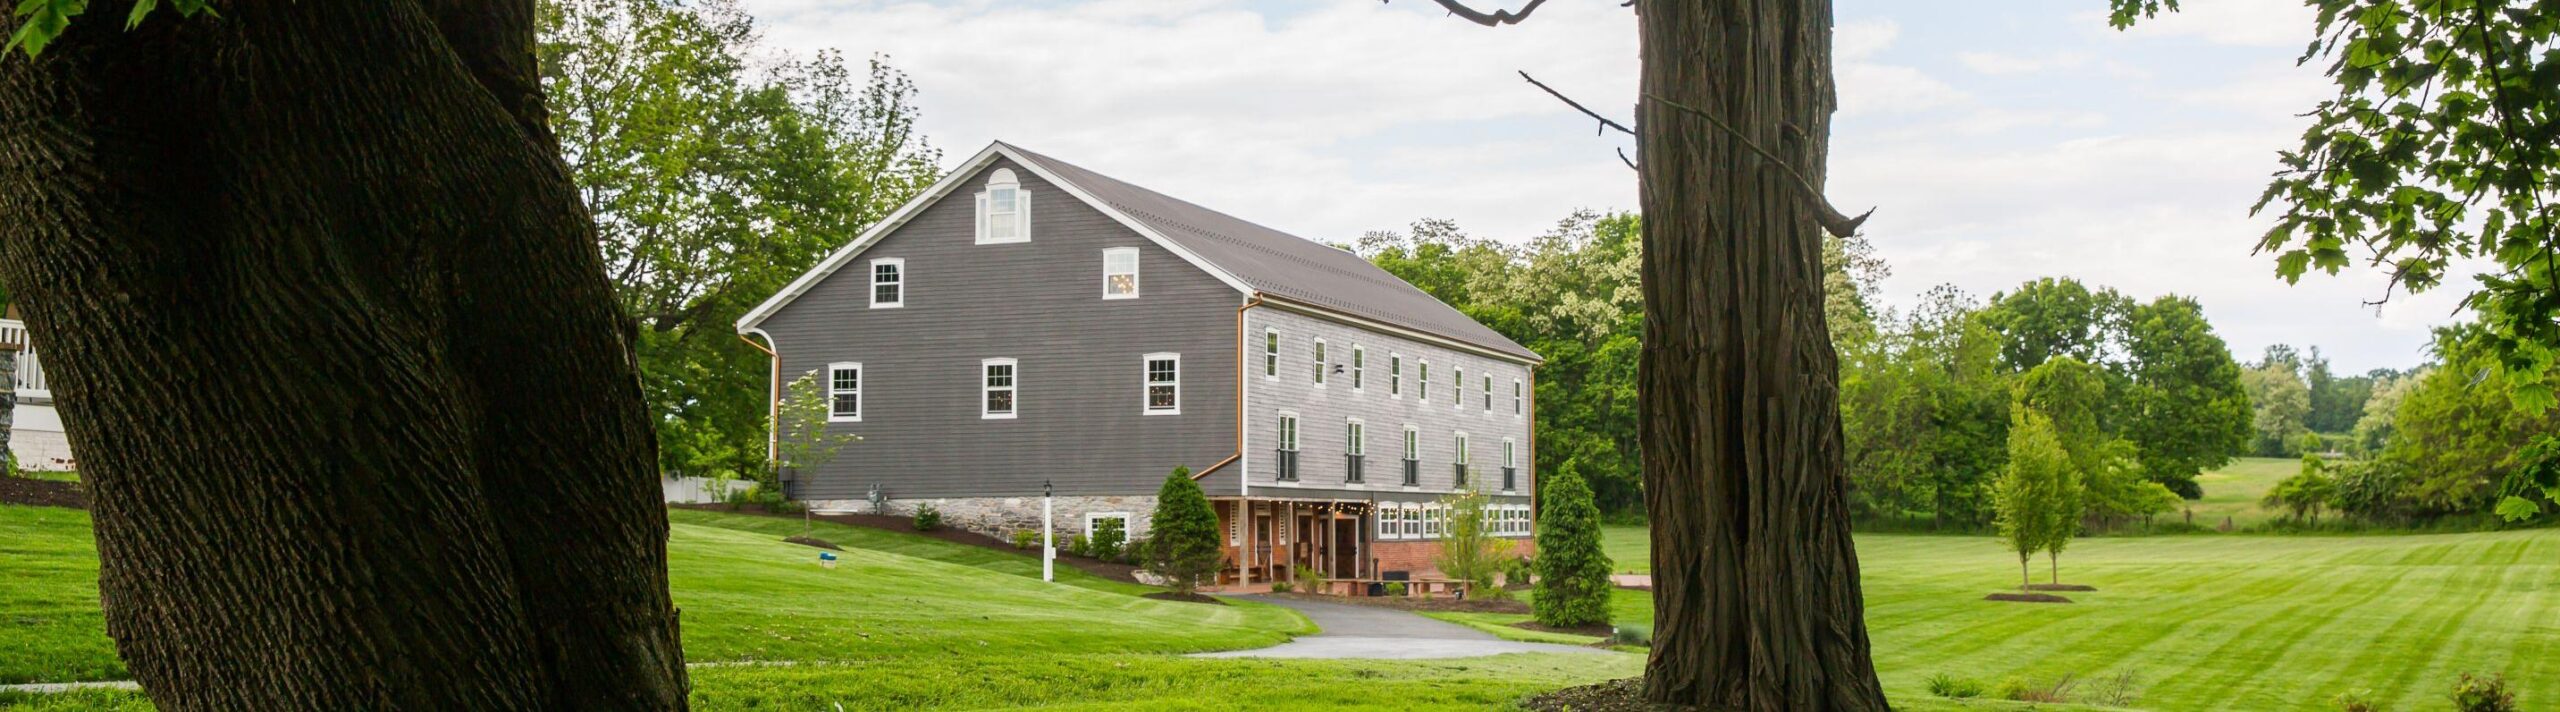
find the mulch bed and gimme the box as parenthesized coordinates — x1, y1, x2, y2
(1520, 678, 1694, 711)
(2027, 583, 2097, 592)
(1511, 620, 1613, 638)
(0, 475, 83, 509)
(1143, 591, 1226, 605)
(671, 503, 1146, 585)
(782, 535, 842, 551)
(1985, 592, 2074, 603)
(1269, 591, 1530, 614)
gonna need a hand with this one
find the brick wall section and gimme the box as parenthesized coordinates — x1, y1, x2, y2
(1366, 537, 1535, 579)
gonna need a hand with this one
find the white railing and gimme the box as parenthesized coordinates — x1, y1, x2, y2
(0, 319, 49, 399)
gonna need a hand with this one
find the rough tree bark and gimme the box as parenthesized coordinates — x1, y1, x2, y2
(1635, 1, 1889, 709)
(0, 2, 689, 709)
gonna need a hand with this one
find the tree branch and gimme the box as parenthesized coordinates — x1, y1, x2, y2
(1519, 71, 1632, 136)
(1642, 92, 1873, 237)
(1410, 0, 1551, 27)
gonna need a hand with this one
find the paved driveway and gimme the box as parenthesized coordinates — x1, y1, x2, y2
(1192, 595, 1611, 660)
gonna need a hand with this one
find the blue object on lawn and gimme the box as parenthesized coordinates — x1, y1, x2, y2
(818, 552, 838, 561)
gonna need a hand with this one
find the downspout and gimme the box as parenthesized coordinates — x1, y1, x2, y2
(739, 333, 780, 464)
(1192, 292, 1264, 483)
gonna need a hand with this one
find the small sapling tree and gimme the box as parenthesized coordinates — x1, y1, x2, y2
(1533, 465, 1612, 627)
(1146, 466, 1222, 596)
(1434, 486, 1513, 597)
(777, 370, 861, 534)
(1997, 409, 2071, 591)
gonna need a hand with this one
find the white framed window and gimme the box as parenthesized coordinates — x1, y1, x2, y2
(1402, 503, 1420, 537)
(1483, 374, 1494, 411)
(869, 258, 905, 308)
(1276, 411, 1302, 482)
(1143, 353, 1180, 415)
(975, 168, 1030, 244)
(1453, 365, 1465, 406)
(1402, 425, 1420, 461)
(981, 358, 1018, 419)
(1084, 511, 1133, 536)
(1351, 345, 1366, 391)
(1513, 378, 1524, 416)
(1418, 361, 1431, 400)
(1425, 504, 1443, 539)
(1311, 339, 1328, 387)
(1278, 412, 1300, 451)
(827, 362, 862, 422)
(1346, 418, 1366, 457)
(1455, 432, 1470, 466)
(1103, 247, 1140, 299)
(1263, 328, 1280, 379)
(1389, 353, 1403, 398)
(1378, 506, 1395, 539)
(1503, 438, 1517, 468)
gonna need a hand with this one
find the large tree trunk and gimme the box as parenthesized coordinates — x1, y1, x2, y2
(0, 2, 688, 709)
(1635, 1, 1888, 709)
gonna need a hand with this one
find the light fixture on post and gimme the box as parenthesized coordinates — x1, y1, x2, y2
(1041, 478, 1055, 583)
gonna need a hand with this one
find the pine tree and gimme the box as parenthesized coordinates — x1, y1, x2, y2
(1533, 464, 1612, 627)
(1146, 467, 1221, 596)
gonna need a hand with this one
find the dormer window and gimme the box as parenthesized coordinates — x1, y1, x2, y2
(976, 168, 1030, 244)
(1104, 247, 1139, 299)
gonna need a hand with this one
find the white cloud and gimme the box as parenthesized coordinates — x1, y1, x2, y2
(1956, 50, 2089, 75)
(2100, 0, 2318, 48)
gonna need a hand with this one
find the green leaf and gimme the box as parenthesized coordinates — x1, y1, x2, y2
(123, 0, 152, 29)
(2494, 496, 2540, 523)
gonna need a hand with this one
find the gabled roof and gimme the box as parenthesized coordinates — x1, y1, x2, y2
(738, 141, 1540, 364)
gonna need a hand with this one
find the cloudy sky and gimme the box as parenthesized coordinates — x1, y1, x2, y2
(737, 0, 2467, 374)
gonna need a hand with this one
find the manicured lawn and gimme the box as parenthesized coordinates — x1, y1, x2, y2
(0, 506, 117, 685)
(2186, 456, 2299, 529)
(1530, 524, 2560, 710)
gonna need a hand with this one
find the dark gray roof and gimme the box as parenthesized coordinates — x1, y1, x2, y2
(1003, 143, 1539, 362)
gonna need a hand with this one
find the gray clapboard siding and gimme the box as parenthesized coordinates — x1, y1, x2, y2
(1239, 307, 1533, 506)
(760, 158, 1239, 500)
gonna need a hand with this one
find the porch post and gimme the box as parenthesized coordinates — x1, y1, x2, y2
(1240, 498, 1254, 587)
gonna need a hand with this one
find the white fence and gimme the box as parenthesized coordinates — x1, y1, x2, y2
(0, 319, 44, 399)
(663, 476, 750, 504)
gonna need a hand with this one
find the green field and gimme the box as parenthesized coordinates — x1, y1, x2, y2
(12, 500, 2553, 710)
(1468, 523, 2560, 710)
(2185, 456, 2301, 529)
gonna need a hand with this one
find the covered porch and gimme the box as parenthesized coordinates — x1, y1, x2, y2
(1210, 497, 1374, 591)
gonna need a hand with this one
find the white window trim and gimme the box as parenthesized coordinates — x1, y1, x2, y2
(1453, 365, 1466, 408)
(975, 169, 1031, 245)
(1346, 417, 1366, 456)
(981, 357, 1019, 420)
(1311, 338, 1328, 388)
(827, 362, 862, 423)
(1350, 345, 1366, 393)
(1455, 431, 1471, 466)
(1388, 353, 1403, 399)
(1143, 352, 1180, 415)
(1513, 378, 1524, 417)
(1483, 374, 1494, 412)
(1502, 437, 1517, 468)
(1418, 360, 1431, 401)
(1378, 505, 1397, 539)
(1263, 328, 1280, 380)
(869, 258, 905, 309)
(1103, 247, 1140, 300)
(1276, 410, 1301, 451)
(1084, 511, 1133, 536)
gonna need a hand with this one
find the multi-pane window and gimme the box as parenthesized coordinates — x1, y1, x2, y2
(1144, 353, 1179, 414)
(1483, 375, 1493, 411)
(1345, 419, 1366, 483)
(1311, 340, 1327, 386)
(1263, 329, 1279, 378)
(1455, 432, 1470, 487)
(1453, 366, 1465, 406)
(982, 358, 1017, 419)
(1402, 425, 1420, 487)
(1389, 354, 1403, 397)
(1403, 505, 1420, 537)
(1502, 438, 1518, 491)
(1103, 247, 1140, 299)
(1351, 346, 1365, 391)
(1418, 361, 1431, 400)
(1276, 412, 1301, 481)
(1425, 505, 1443, 538)
(828, 363, 862, 422)
(978, 169, 1029, 244)
(1513, 379, 1524, 415)
(1379, 506, 1397, 539)
(870, 258, 904, 308)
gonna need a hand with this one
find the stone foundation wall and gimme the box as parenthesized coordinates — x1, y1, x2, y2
(806, 494, 1159, 541)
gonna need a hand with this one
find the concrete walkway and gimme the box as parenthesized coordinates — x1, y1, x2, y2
(1192, 595, 1610, 660)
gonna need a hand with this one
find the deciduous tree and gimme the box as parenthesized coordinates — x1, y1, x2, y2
(2123, 296, 2251, 498)
(1995, 410, 2072, 591)
(0, 2, 688, 707)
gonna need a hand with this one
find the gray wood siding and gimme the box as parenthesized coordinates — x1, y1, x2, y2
(760, 158, 1239, 500)
(1241, 307, 1534, 506)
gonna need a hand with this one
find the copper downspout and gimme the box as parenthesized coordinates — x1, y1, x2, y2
(738, 333, 780, 463)
(1192, 292, 1264, 480)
